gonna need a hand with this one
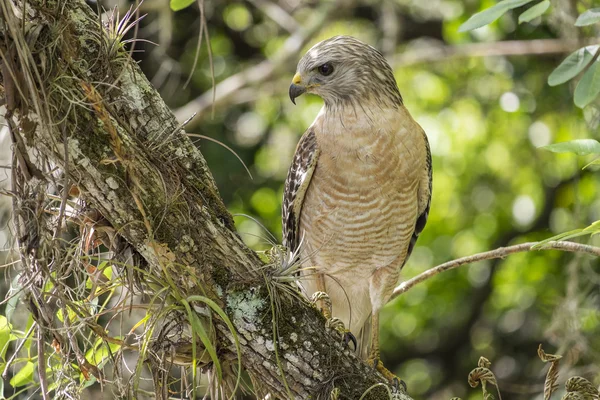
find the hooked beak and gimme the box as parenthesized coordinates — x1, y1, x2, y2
(289, 72, 306, 105)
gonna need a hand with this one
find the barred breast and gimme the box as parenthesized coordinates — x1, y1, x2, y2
(298, 106, 424, 334)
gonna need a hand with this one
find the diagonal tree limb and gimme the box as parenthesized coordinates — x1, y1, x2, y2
(0, 0, 411, 398)
(173, 0, 343, 124)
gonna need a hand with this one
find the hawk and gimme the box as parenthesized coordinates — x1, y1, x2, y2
(282, 36, 432, 376)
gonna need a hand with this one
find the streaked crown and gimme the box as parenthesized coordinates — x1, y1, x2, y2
(292, 36, 403, 108)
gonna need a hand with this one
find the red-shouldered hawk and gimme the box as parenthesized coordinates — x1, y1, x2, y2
(282, 36, 432, 379)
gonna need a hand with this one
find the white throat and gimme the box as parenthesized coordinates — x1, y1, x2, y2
(313, 103, 401, 154)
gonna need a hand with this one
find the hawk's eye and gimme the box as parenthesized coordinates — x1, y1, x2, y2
(317, 63, 334, 76)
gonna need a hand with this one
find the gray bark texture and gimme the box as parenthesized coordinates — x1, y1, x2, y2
(0, 0, 414, 399)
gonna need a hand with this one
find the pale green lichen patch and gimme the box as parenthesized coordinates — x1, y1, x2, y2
(117, 68, 149, 111)
(226, 287, 266, 329)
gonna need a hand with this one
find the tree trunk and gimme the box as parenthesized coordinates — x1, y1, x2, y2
(0, 1, 413, 399)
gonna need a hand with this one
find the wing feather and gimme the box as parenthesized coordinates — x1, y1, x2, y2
(282, 129, 319, 253)
(405, 130, 432, 263)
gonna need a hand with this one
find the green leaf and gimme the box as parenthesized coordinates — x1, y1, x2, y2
(187, 295, 243, 398)
(583, 157, 600, 169)
(548, 46, 597, 86)
(583, 220, 600, 234)
(534, 221, 600, 249)
(180, 299, 221, 398)
(23, 315, 34, 353)
(56, 306, 77, 324)
(532, 229, 586, 249)
(85, 339, 121, 367)
(86, 262, 112, 291)
(518, 0, 550, 23)
(170, 0, 195, 11)
(575, 8, 600, 26)
(10, 361, 34, 387)
(81, 374, 97, 389)
(0, 316, 13, 360)
(541, 139, 600, 155)
(459, 0, 534, 32)
(574, 60, 600, 108)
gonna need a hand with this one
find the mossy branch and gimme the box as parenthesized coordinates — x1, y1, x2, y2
(0, 0, 413, 398)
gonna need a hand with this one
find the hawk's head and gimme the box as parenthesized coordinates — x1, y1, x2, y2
(289, 35, 402, 108)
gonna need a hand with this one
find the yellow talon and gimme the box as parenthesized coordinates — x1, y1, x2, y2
(310, 291, 332, 319)
(366, 357, 405, 391)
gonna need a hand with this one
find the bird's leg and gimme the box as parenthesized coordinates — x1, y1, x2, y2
(367, 265, 405, 389)
(311, 274, 331, 318)
(366, 311, 380, 363)
(310, 275, 357, 350)
(366, 311, 404, 390)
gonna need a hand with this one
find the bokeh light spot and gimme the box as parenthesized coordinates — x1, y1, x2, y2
(512, 195, 536, 226)
(500, 91, 520, 112)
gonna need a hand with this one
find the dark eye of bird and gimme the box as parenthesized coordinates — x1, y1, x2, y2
(318, 63, 334, 76)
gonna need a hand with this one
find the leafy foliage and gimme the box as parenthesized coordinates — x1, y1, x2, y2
(9, 361, 34, 388)
(170, 0, 195, 12)
(574, 60, 600, 108)
(462, 1, 600, 107)
(541, 139, 600, 155)
(458, 0, 534, 32)
(548, 47, 597, 87)
(518, 1, 550, 24)
(575, 8, 600, 27)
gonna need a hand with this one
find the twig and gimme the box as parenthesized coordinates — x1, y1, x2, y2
(393, 37, 600, 67)
(2, 323, 36, 380)
(186, 133, 253, 179)
(247, 0, 300, 34)
(37, 325, 49, 400)
(391, 241, 600, 300)
(182, 0, 205, 90)
(52, 124, 69, 241)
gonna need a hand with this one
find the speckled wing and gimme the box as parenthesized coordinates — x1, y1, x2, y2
(282, 129, 319, 253)
(405, 131, 432, 263)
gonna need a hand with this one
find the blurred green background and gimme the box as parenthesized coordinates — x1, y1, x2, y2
(2, 0, 600, 398)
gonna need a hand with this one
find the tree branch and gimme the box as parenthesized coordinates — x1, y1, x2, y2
(175, 35, 600, 124)
(392, 37, 600, 67)
(247, 0, 300, 34)
(0, 1, 412, 399)
(392, 241, 600, 300)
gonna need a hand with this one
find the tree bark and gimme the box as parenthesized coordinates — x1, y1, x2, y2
(0, 1, 413, 399)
